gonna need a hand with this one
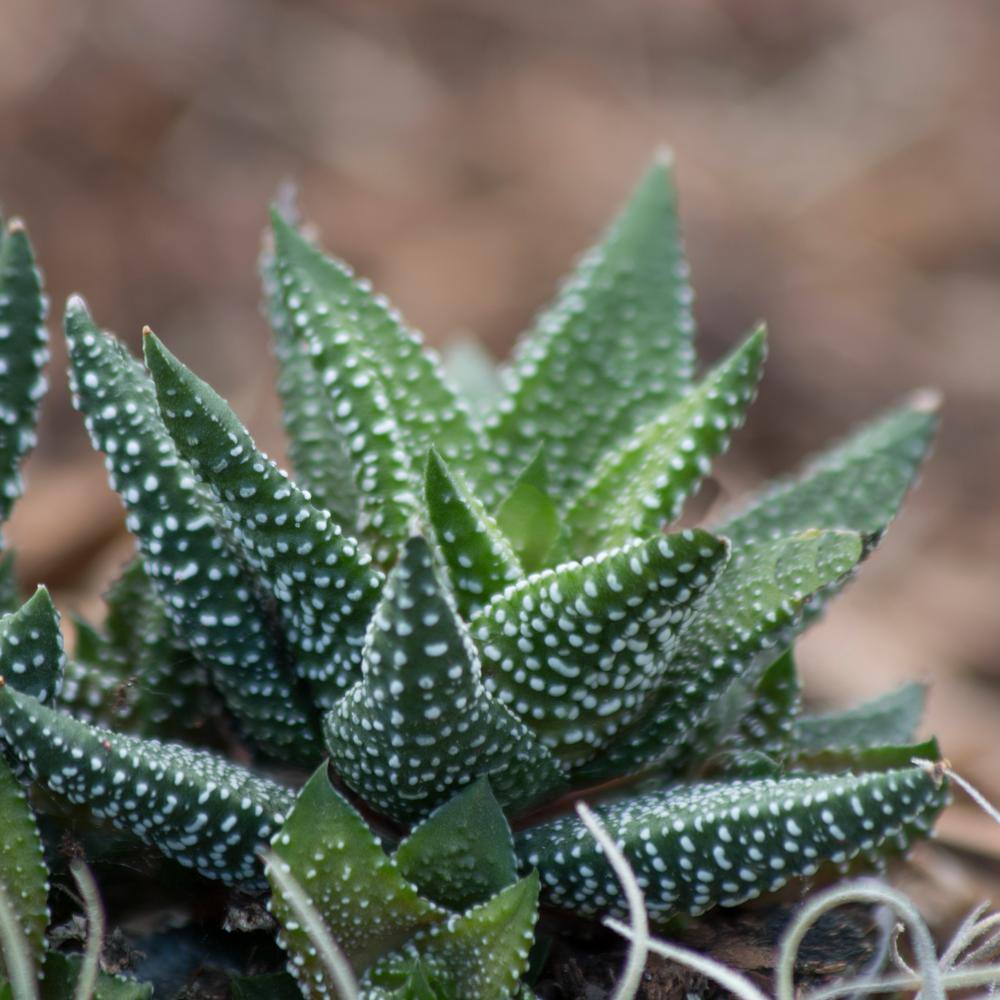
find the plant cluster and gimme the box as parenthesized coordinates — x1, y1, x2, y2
(0, 157, 948, 999)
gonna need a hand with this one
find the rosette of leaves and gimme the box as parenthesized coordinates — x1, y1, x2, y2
(0, 158, 950, 999)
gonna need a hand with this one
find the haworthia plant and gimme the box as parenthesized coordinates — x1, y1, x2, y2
(0, 158, 947, 999)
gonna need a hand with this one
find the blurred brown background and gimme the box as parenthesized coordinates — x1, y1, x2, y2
(2, 0, 999, 866)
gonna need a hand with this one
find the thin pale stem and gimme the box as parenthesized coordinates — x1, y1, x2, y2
(70, 860, 104, 1000)
(577, 801, 648, 1000)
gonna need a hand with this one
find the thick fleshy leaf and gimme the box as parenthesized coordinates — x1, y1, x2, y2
(494, 451, 560, 573)
(517, 766, 947, 921)
(424, 449, 521, 620)
(0, 753, 48, 985)
(715, 393, 939, 546)
(794, 683, 926, 755)
(0, 595, 293, 886)
(64, 300, 317, 761)
(576, 529, 863, 785)
(64, 559, 211, 738)
(39, 951, 153, 1000)
(0, 555, 18, 616)
(485, 155, 695, 501)
(325, 537, 567, 823)
(0, 219, 48, 532)
(0, 587, 63, 705)
(270, 214, 487, 562)
(145, 331, 383, 708)
(723, 650, 801, 762)
(364, 874, 539, 1000)
(231, 971, 303, 1000)
(471, 530, 730, 767)
(559, 326, 765, 557)
(262, 234, 361, 533)
(267, 764, 443, 991)
(394, 779, 518, 912)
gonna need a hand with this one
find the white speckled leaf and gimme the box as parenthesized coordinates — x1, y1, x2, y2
(64, 301, 318, 761)
(0, 752, 48, 985)
(393, 778, 518, 912)
(145, 332, 383, 709)
(363, 874, 539, 1000)
(0, 587, 64, 705)
(268, 763, 443, 995)
(517, 766, 947, 921)
(715, 394, 939, 546)
(577, 529, 863, 785)
(0, 220, 48, 533)
(424, 449, 522, 620)
(270, 214, 488, 563)
(324, 537, 567, 823)
(471, 530, 729, 767)
(262, 238, 361, 533)
(559, 325, 765, 557)
(485, 156, 696, 503)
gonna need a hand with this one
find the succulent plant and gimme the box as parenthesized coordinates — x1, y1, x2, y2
(0, 158, 949, 999)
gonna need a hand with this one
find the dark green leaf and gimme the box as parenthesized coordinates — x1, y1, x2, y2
(325, 538, 566, 822)
(231, 971, 304, 1000)
(517, 765, 947, 921)
(40, 950, 153, 1000)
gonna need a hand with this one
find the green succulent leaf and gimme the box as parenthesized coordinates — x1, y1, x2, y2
(0, 592, 294, 887)
(724, 650, 801, 761)
(0, 219, 48, 533)
(0, 555, 18, 616)
(424, 449, 522, 619)
(262, 233, 361, 534)
(364, 874, 539, 1000)
(486, 155, 695, 502)
(517, 765, 947, 921)
(494, 451, 560, 573)
(795, 736, 941, 776)
(39, 951, 153, 1000)
(230, 971, 304, 1000)
(715, 393, 939, 547)
(471, 530, 730, 767)
(267, 763, 443, 988)
(64, 300, 317, 761)
(578, 529, 863, 785)
(270, 213, 488, 562)
(64, 559, 211, 738)
(794, 682, 926, 755)
(442, 340, 502, 418)
(559, 324, 765, 557)
(0, 752, 48, 986)
(145, 331, 383, 709)
(0, 586, 64, 705)
(394, 778, 518, 912)
(325, 537, 567, 822)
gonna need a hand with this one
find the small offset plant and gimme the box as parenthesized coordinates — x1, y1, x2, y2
(0, 156, 950, 999)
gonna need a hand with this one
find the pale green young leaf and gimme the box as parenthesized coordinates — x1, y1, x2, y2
(325, 537, 567, 823)
(268, 763, 443, 990)
(424, 449, 521, 620)
(363, 874, 539, 1000)
(394, 778, 518, 912)
(494, 450, 560, 573)
(559, 325, 765, 557)
(0, 753, 48, 987)
(486, 155, 696, 502)
(145, 331, 383, 709)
